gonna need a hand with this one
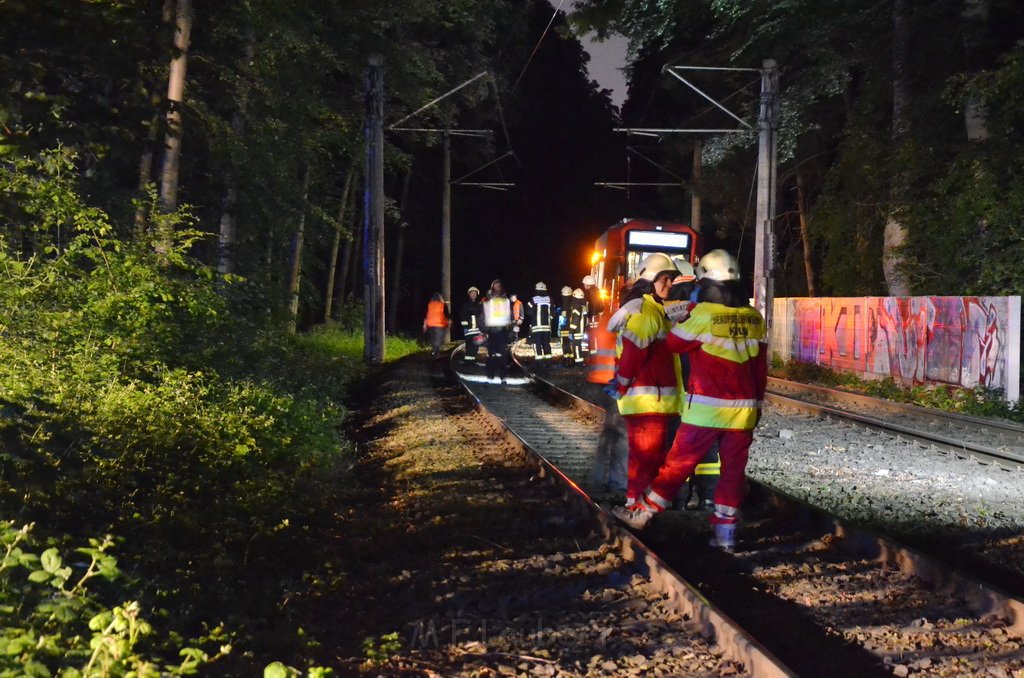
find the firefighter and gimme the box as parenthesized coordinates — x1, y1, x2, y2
(481, 279, 512, 383)
(582, 274, 604, 329)
(527, 282, 553, 360)
(569, 288, 586, 364)
(510, 293, 525, 342)
(614, 250, 768, 554)
(460, 286, 484, 363)
(664, 261, 720, 510)
(558, 285, 573, 361)
(422, 292, 450, 357)
(602, 253, 683, 513)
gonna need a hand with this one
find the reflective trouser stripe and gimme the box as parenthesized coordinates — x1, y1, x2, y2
(694, 461, 720, 475)
(681, 399, 758, 429)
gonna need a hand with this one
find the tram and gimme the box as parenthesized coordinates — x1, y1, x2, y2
(585, 218, 701, 384)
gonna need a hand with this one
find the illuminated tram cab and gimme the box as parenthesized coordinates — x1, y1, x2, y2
(585, 218, 700, 384)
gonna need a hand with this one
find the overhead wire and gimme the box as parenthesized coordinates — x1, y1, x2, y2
(511, 0, 567, 95)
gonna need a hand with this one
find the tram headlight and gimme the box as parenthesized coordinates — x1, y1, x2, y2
(590, 250, 601, 265)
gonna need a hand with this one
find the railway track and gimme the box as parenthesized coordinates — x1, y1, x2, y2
(451, 347, 1024, 677)
(765, 377, 1024, 470)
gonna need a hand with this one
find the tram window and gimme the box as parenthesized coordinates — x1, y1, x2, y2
(626, 230, 691, 251)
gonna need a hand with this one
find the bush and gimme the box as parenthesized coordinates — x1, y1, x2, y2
(0, 150, 380, 670)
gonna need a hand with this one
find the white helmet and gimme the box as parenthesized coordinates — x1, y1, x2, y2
(671, 257, 697, 282)
(535, 281, 547, 291)
(637, 253, 680, 282)
(561, 286, 572, 296)
(582, 274, 596, 286)
(467, 286, 480, 294)
(572, 288, 584, 299)
(699, 249, 741, 281)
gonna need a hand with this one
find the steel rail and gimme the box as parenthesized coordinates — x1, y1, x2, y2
(764, 378, 1024, 471)
(510, 352, 1024, 641)
(768, 377, 1024, 436)
(449, 344, 797, 677)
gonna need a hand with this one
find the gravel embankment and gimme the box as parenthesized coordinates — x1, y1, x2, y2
(332, 356, 747, 676)
(536, 364, 1024, 593)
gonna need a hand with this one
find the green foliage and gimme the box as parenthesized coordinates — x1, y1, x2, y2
(361, 632, 402, 667)
(0, 521, 229, 676)
(0, 151, 411, 670)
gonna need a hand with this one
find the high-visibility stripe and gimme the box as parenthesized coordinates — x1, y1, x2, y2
(687, 394, 761, 409)
(592, 349, 616, 357)
(625, 386, 681, 398)
(618, 392, 681, 415)
(681, 398, 758, 429)
(714, 503, 739, 518)
(694, 462, 721, 475)
(645, 489, 673, 510)
(621, 327, 668, 350)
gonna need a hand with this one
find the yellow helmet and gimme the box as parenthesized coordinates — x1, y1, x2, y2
(637, 253, 679, 282)
(699, 249, 741, 281)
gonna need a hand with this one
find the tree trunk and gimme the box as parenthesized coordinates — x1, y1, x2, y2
(324, 165, 355, 323)
(882, 0, 911, 296)
(156, 0, 193, 254)
(962, 0, 991, 142)
(795, 172, 816, 296)
(218, 23, 256, 276)
(287, 164, 311, 333)
(386, 168, 412, 332)
(134, 112, 160, 235)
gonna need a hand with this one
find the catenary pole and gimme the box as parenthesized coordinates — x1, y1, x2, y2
(753, 59, 779, 328)
(364, 55, 386, 363)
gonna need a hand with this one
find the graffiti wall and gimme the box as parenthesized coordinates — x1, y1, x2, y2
(771, 296, 1021, 402)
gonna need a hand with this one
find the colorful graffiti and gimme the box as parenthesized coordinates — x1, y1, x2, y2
(771, 296, 1021, 402)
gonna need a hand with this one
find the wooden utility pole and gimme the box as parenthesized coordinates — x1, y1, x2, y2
(753, 59, 779, 327)
(363, 55, 386, 363)
(156, 0, 193, 253)
(690, 139, 702, 233)
(441, 133, 452, 342)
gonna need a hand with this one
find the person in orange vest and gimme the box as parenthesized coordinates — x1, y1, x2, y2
(510, 293, 525, 342)
(614, 250, 767, 554)
(422, 292, 450, 357)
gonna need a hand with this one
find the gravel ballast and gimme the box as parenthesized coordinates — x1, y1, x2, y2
(330, 357, 747, 676)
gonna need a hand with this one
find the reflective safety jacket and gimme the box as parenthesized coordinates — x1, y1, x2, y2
(615, 294, 682, 416)
(423, 300, 449, 328)
(528, 295, 552, 333)
(666, 302, 767, 430)
(569, 300, 585, 339)
(512, 298, 524, 325)
(460, 300, 483, 337)
(482, 295, 512, 328)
